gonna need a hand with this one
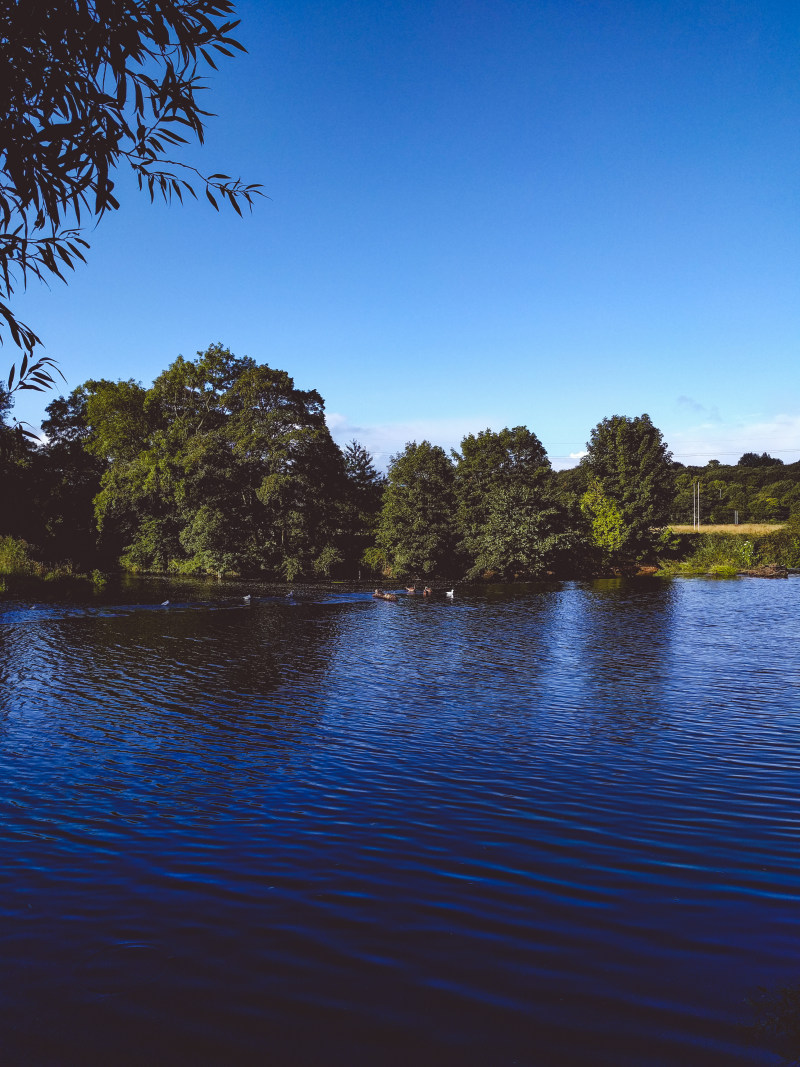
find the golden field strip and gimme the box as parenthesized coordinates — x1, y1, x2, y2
(669, 523, 784, 535)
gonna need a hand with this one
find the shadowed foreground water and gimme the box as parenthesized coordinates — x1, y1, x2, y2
(1, 577, 799, 1065)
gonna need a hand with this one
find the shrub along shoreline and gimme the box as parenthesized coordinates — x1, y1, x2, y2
(3, 522, 798, 593)
(656, 524, 800, 577)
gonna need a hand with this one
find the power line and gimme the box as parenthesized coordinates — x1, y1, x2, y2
(670, 448, 800, 458)
(547, 447, 800, 462)
(335, 437, 800, 463)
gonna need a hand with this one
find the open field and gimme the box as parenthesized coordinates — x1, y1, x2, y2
(669, 523, 784, 535)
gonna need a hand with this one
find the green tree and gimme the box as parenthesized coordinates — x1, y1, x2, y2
(580, 478, 624, 564)
(343, 440, 384, 518)
(341, 440, 384, 573)
(36, 386, 108, 566)
(227, 360, 346, 577)
(552, 463, 589, 509)
(83, 378, 160, 561)
(376, 441, 458, 578)
(454, 426, 565, 579)
(582, 413, 673, 563)
(471, 483, 569, 579)
(85, 379, 151, 463)
(84, 345, 345, 577)
(2, 0, 260, 382)
(0, 387, 37, 540)
(738, 452, 783, 468)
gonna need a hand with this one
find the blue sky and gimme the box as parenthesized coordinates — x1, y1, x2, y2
(9, 0, 799, 468)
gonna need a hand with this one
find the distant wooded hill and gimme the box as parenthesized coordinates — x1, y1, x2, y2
(552, 452, 800, 526)
(671, 454, 800, 524)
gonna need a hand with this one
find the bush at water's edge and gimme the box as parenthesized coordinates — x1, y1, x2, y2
(5, 521, 800, 594)
(0, 536, 108, 590)
(657, 517, 800, 576)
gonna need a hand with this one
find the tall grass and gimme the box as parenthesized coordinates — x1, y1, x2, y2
(0, 536, 77, 579)
(759, 520, 800, 569)
(658, 533, 756, 576)
(669, 523, 783, 536)
(659, 519, 800, 575)
(0, 536, 33, 574)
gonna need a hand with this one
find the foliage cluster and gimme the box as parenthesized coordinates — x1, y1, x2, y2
(375, 415, 672, 579)
(80, 344, 378, 578)
(0, 535, 33, 574)
(24, 377, 793, 577)
(2, 0, 259, 395)
(656, 534, 758, 576)
(0, 535, 77, 579)
(757, 515, 800, 569)
(2, 345, 387, 580)
(657, 516, 800, 576)
(374, 429, 588, 580)
(0, 368, 720, 582)
(672, 456, 800, 524)
(454, 426, 575, 580)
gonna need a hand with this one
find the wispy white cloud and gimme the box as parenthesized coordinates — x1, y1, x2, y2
(327, 412, 800, 472)
(666, 413, 800, 464)
(676, 395, 721, 422)
(674, 396, 725, 420)
(540, 449, 588, 472)
(677, 394, 705, 414)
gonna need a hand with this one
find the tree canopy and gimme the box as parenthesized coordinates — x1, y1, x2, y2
(341, 440, 385, 572)
(1, 0, 260, 389)
(376, 441, 459, 578)
(454, 426, 565, 579)
(35, 384, 108, 566)
(737, 452, 783, 468)
(7, 375, 798, 581)
(581, 413, 673, 563)
(83, 344, 346, 577)
(671, 457, 800, 524)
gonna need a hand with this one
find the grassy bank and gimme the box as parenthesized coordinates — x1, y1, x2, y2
(4, 523, 799, 595)
(0, 536, 107, 589)
(658, 521, 800, 576)
(669, 523, 783, 535)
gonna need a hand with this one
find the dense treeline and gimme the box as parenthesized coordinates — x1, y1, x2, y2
(553, 452, 800, 527)
(1, 345, 797, 581)
(671, 455, 800, 524)
(4, 345, 386, 580)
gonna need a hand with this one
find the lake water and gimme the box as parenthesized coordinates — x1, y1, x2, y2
(1, 577, 799, 1065)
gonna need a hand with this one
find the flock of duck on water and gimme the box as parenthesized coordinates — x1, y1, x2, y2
(372, 586, 455, 602)
(158, 588, 454, 607)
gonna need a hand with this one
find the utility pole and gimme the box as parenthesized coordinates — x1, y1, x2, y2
(693, 480, 701, 530)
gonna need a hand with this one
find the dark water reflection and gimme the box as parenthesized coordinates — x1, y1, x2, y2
(1, 578, 799, 1065)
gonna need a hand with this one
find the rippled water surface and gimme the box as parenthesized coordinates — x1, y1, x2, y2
(2, 577, 799, 1065)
